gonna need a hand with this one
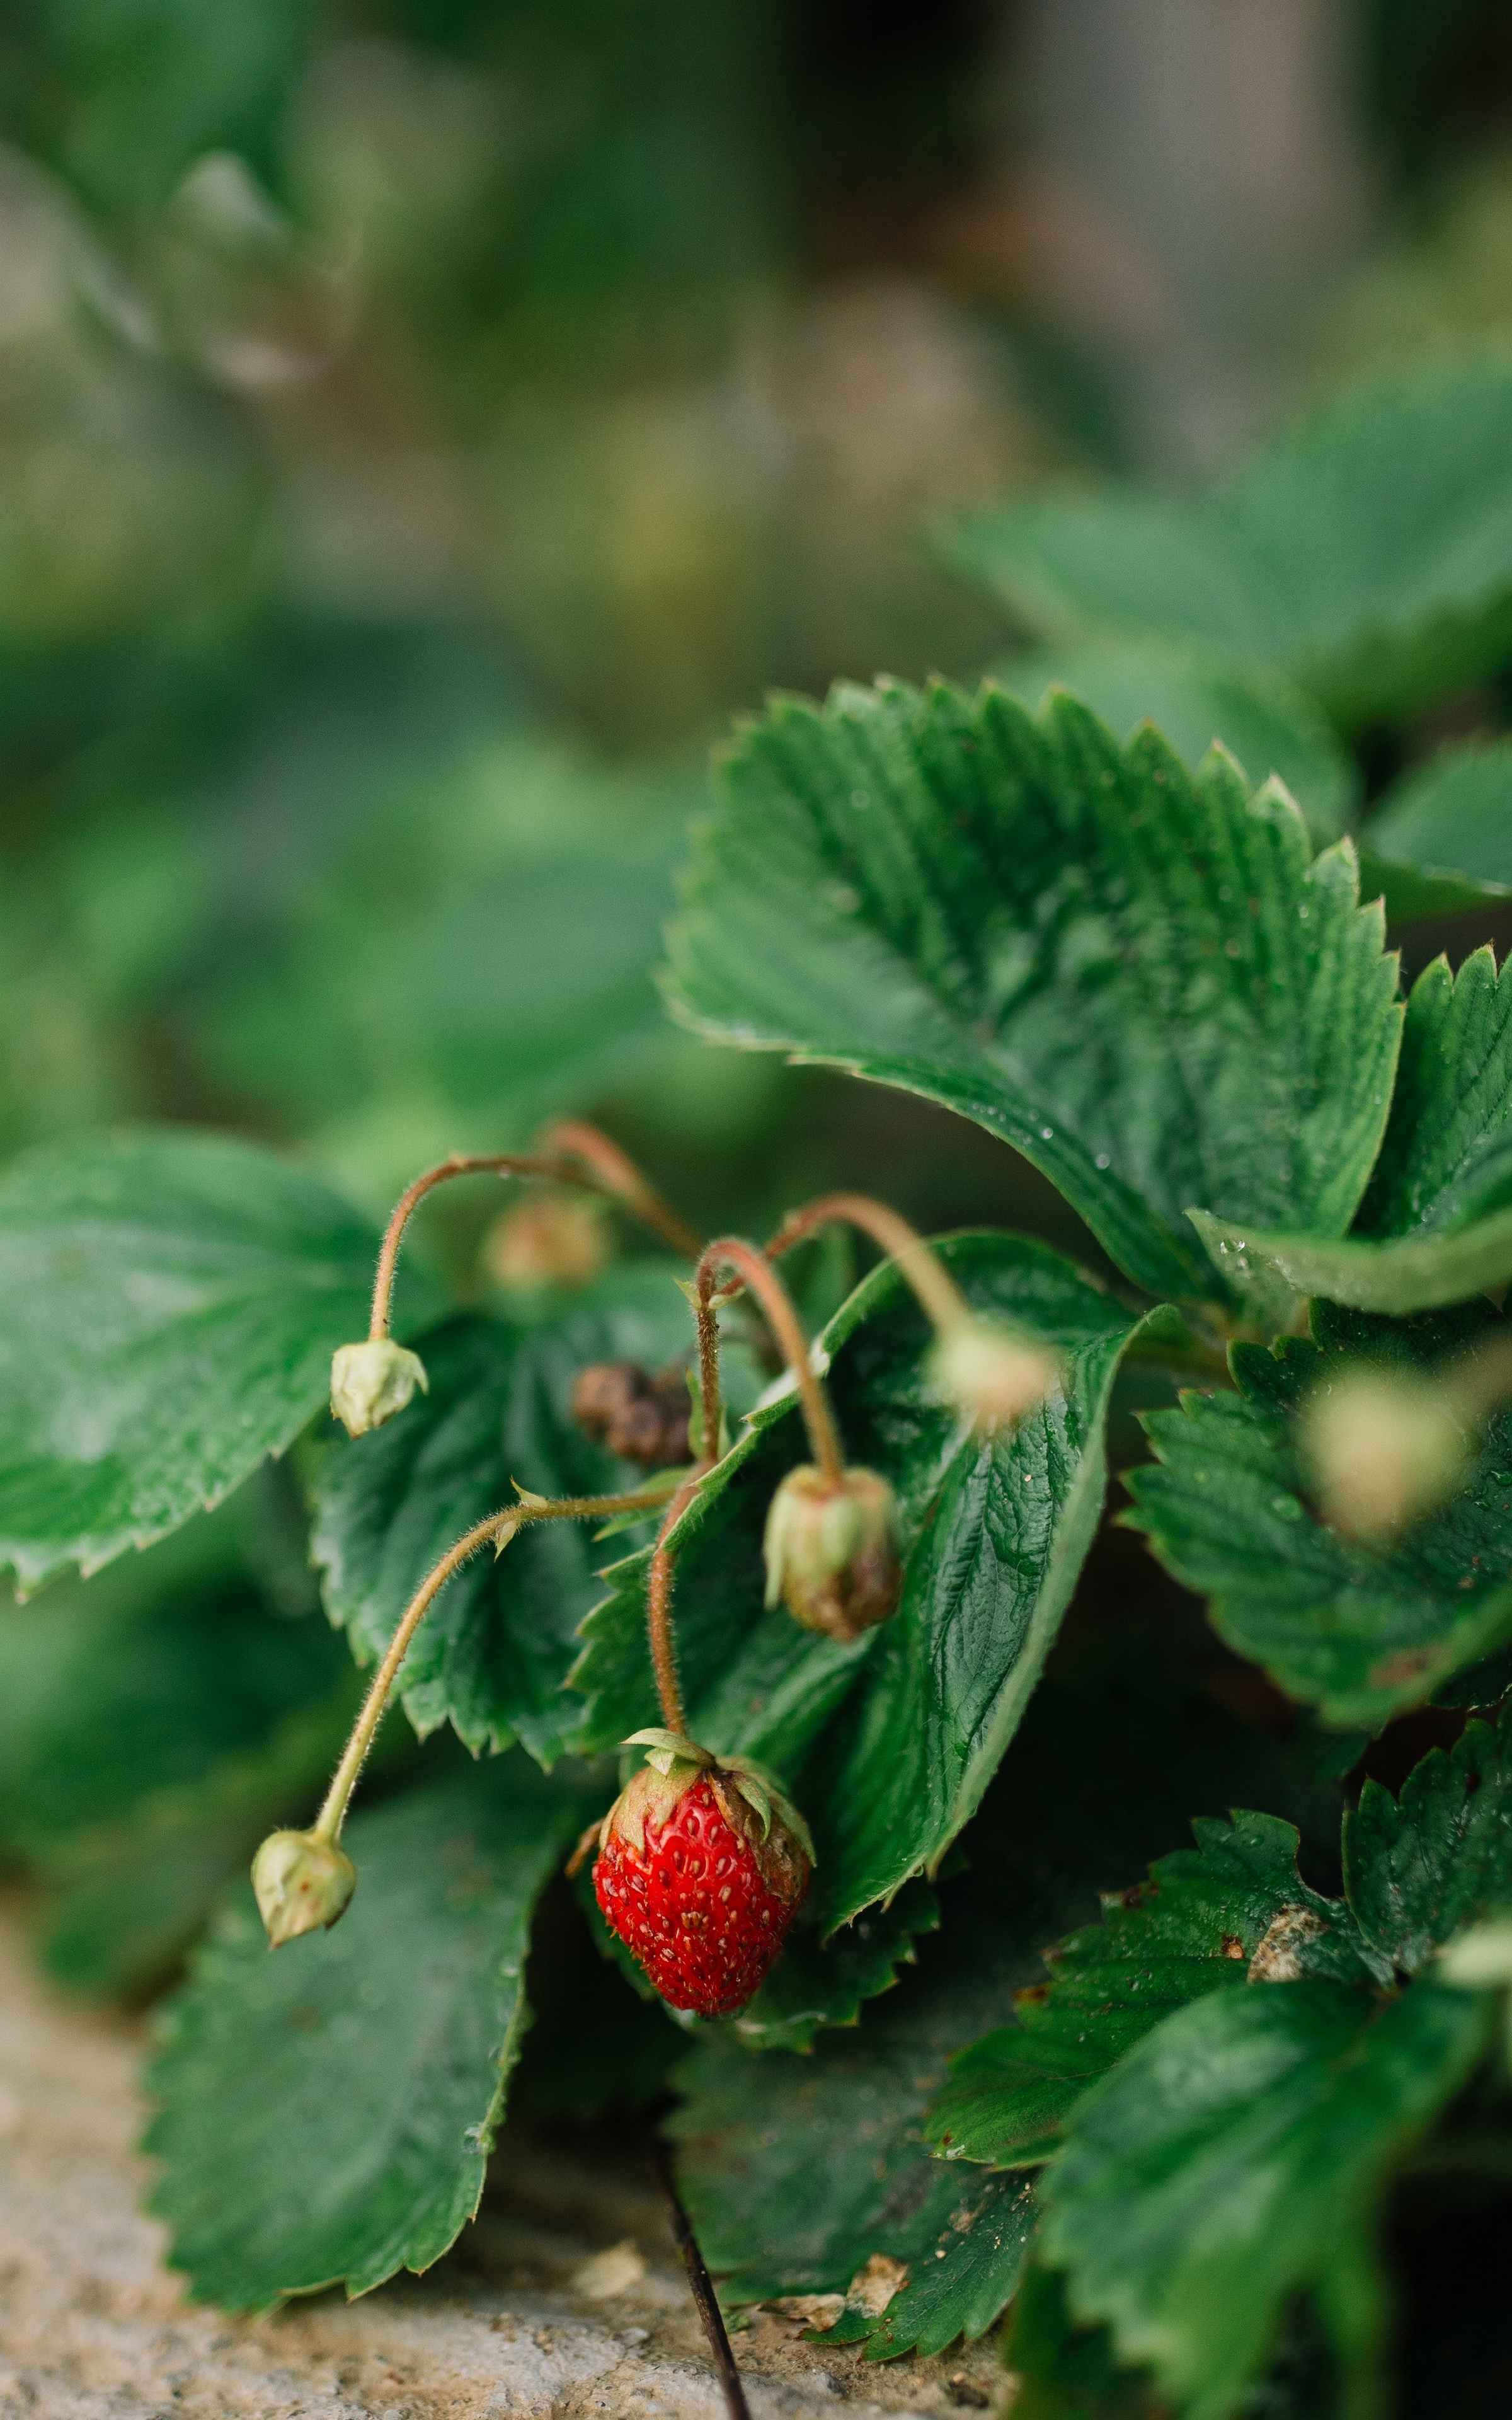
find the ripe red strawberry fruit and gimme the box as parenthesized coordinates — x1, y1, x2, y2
(587, 1730, 812, 2016)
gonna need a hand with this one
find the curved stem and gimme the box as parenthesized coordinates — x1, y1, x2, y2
(695, 1237, 845, 1489)
(537, 1119, 704, 1260)
(367, 1130, 702, 1340)
(764, 1192, 973, 1338)
(312, 1481, 674, 1842)
(645, 1471, 704, 1736)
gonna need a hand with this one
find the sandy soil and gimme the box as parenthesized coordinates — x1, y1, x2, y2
(0, 1913, 1003, 2419)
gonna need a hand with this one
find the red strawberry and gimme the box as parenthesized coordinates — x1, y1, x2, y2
(587, 1731, 812, 2017)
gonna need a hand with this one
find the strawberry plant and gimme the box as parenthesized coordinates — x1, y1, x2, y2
(8, 353, 1512, 2418)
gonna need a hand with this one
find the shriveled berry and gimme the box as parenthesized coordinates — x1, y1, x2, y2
(572, 1359, 692, 1468)
(590, 1743, 811, 2017)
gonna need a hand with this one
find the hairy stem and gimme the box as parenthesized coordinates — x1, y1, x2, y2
(312, 1482, 675, 1842)
(645, 1471, 704, 1736)
(764, 1191, 973, 1338)
(536, 1118, 704, 1260)
(368, 1127, 702, 1340)
(695, 1236, 845, 1487)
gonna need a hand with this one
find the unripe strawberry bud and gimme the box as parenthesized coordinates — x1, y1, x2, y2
(1301, 1367, 1469, 1539)
(484, 1190, 610, 1292)
(330, 1339, 428, 1437)
(762, 1464, 902, 1640)
(251, 1828, 356, 1947)
(589, 1731, 812, 2015)
(931, 1320, 1058, 1436)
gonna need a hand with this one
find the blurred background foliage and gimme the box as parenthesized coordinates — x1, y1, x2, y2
(7, 0, 1512, 1233)
(13, 1, 1512, 1985)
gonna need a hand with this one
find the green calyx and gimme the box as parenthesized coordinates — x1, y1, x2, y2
(609, 1731, 817, 1870)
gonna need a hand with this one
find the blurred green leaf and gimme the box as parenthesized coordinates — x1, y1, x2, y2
(1040, 1981, 1489, 2420)
(1126, 1302, 1512, 1726)
(1369, 738, 1512, 887)
(943, 355, 1512, 716)
(0, 1514, 349, 1853)
(0, 1129, 438, 1589)
(666, 681, 1400, 1305)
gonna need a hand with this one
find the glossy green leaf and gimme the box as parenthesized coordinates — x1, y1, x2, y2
(575, 1231, 1166, 1930)
(942, 355, 1512, 713)
(0, 1130, 437, 1591)
(820, 2172, 1036, 2361)
(1344, 1699, 1512, 1978)
(312, 1267, 692, 1761)
(996, 638, 1356, 841)
(1370, 737, 1512, 887)
(144, 1760, 588, 2311)
(1126, 1303, 1512, 1726)
(1041, 1981, 1490, 2420)
(1194, 950, 1512, 1313)
(927, 1812, 1376, 2169)
(667, 681, 1400, 1303)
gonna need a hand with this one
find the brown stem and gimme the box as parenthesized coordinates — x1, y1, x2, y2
(695, 1238, 845, 1488)
(537, 1119, 704, 1260)
(764, 1191, 973, 1337)
(645, 1472, 703, 1735)
(312, 1482, 673, 1841)
(655, 2140, 752, 2420)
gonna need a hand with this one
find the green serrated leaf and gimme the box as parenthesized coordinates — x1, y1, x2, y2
(1126, 1302, 1512, 1726)
(996, 638, 1356, 841)
(312, 1269, 691, 1761)
(821, 2172, 1036, 2362)
(927, 1811, 1377, 2169)
(574, 1231, 1164, 1930)
(1344, 1698, 1512, 1978)
(1041, 1981, 1490, 2420)
(667, 680, 1400, 1305)
(1369, 737, 1512, 889)
(671, 1680, 1334, 2311)
(1193, 948, 1512, 1314)
(941, 354, 1512, 715)
(144, 1759, 588, 2312)
(0, 1129, 438, 1590)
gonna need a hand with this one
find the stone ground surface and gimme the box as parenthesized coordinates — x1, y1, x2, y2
(0, 1911, 1004, 2419)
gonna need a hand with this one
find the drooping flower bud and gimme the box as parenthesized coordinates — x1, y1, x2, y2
(762, 1464, 902, 1641)
(329, 1339, 428, 1437)
(931, 1320, 1059, 1436)
(1300, 1367, 1469, 1540)
(484, 1190, 610, 1293)
(251, 1827, 356, 1947)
